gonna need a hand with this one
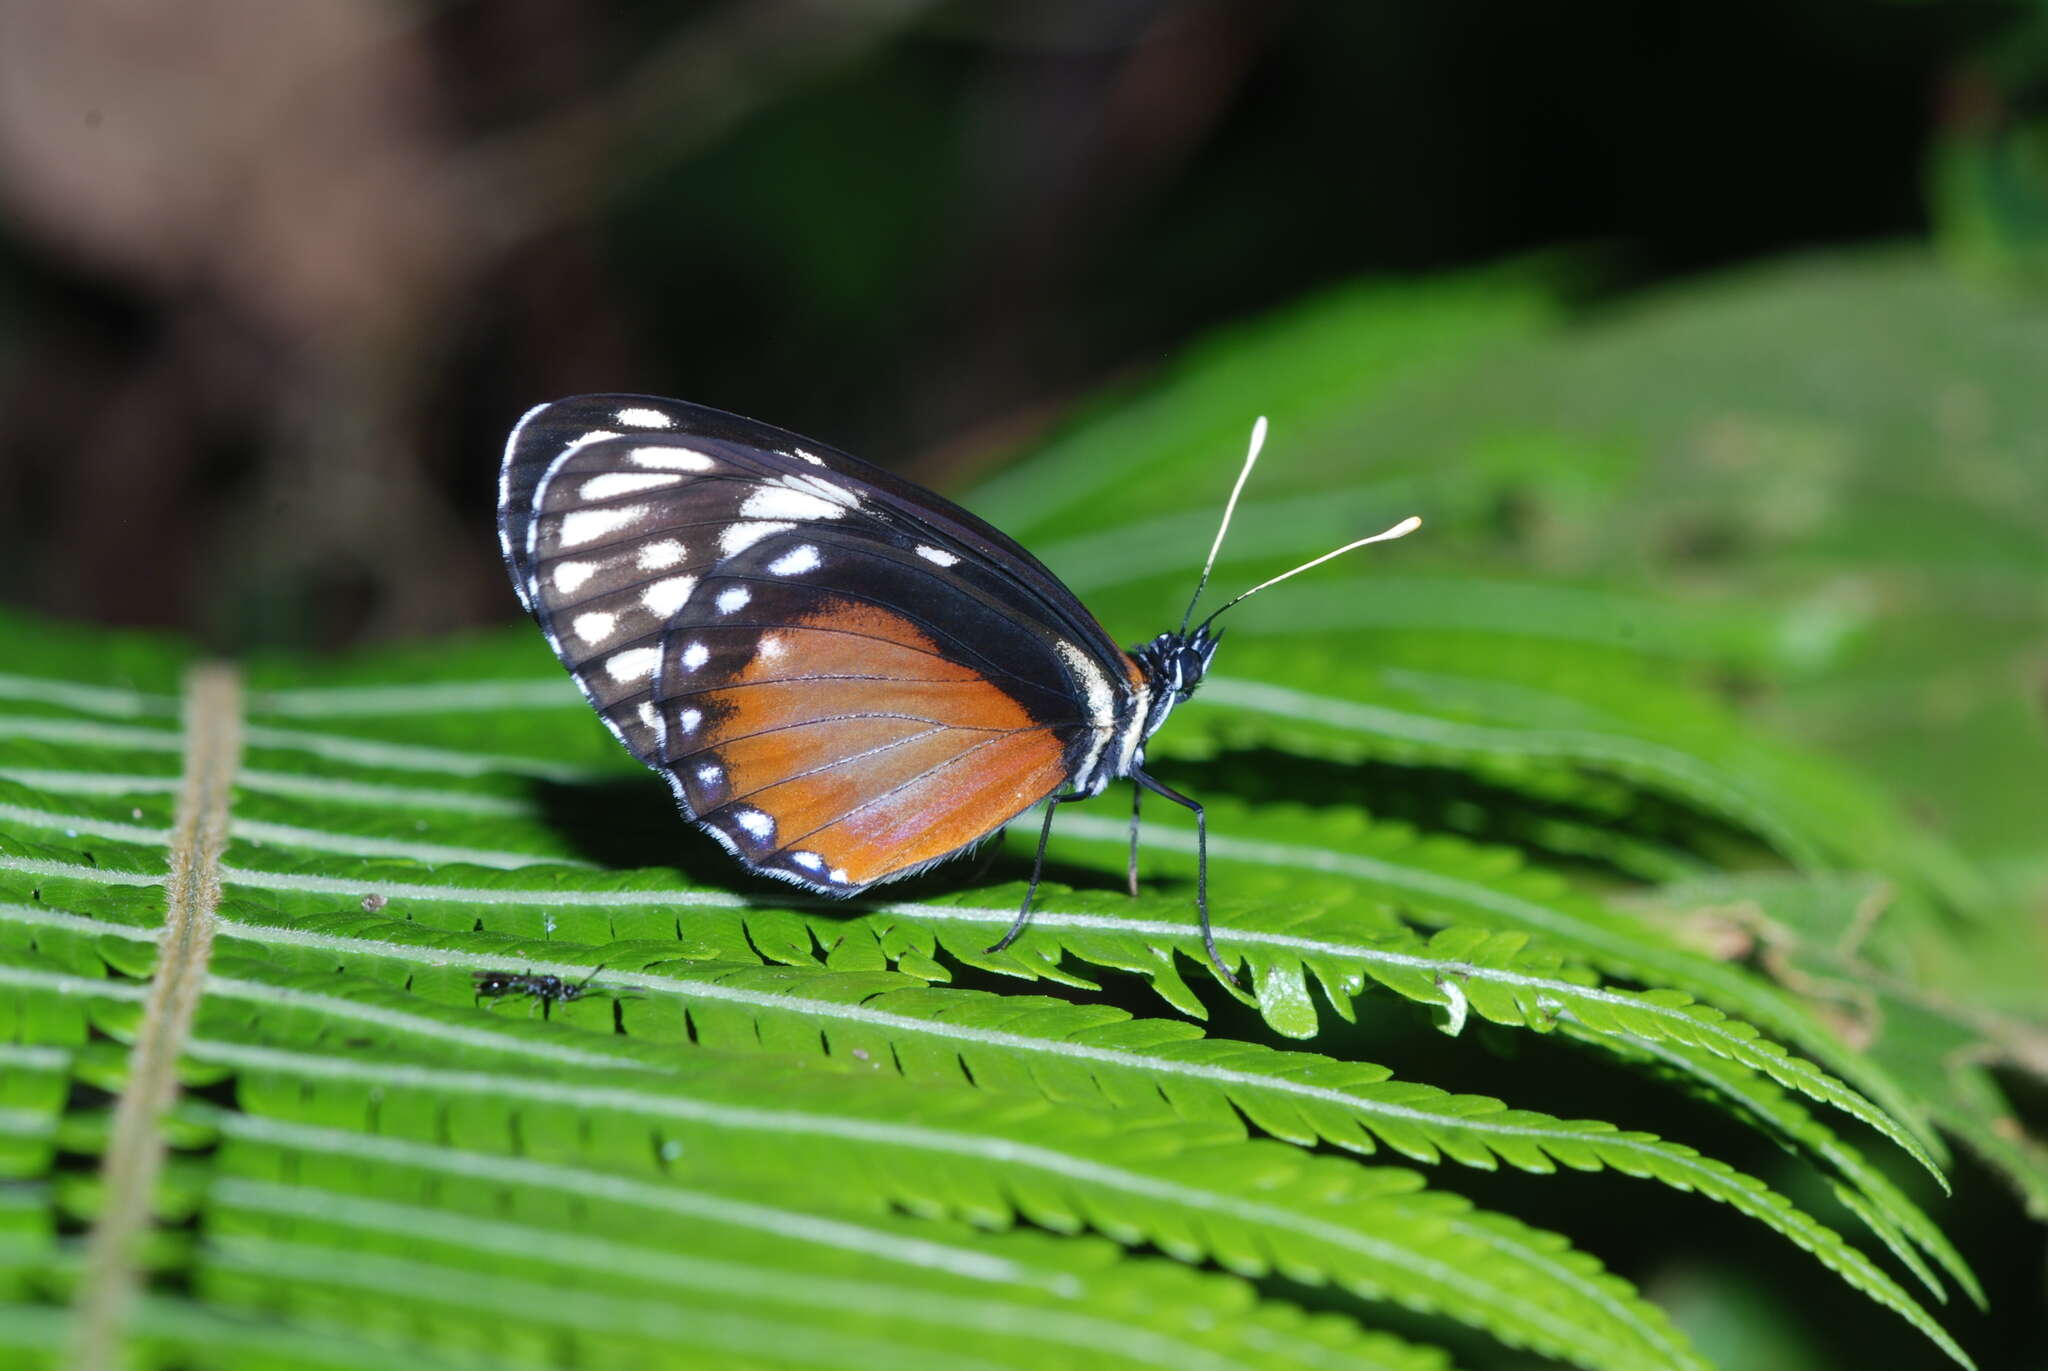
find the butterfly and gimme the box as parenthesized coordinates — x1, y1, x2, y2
(498, 395, 1418, 983)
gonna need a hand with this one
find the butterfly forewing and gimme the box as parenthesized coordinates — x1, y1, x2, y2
(498, 394, 1138, 893)
(516, 431, 739, 763)
(499, 396, 697, 613)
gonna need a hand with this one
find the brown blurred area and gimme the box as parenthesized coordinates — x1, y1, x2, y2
(0, 0, 956, 646)
(0, 0, 1995, 650)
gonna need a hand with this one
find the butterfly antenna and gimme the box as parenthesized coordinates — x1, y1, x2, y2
(1197, 515, 1422, 631)
(1179, 416, 1268, 634)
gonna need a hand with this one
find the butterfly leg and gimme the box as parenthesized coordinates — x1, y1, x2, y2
(1126, 782, 1143, 898)
(986, 793, 1079, 956)
(1132, 771, 1239, 988)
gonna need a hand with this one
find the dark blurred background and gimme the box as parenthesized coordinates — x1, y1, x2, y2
(0, 0, 2037, 650)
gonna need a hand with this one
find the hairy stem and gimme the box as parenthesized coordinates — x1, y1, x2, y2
(68, 662, 242, 1370)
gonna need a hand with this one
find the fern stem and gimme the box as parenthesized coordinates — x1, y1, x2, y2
(66, 662, 243, 1371)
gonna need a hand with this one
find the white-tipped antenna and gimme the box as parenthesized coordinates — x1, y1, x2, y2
(1179, 416, 1268, 633)
(1196, 514, 1422, 631)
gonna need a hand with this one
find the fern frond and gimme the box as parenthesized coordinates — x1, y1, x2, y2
(222, 895, 1970, 1292)
(0, 927, 1705, 1371)
(8, 691, 1953, 1197)
(1, 887, 1979, 1367)
(965, 265, 1564, 542)
(1047, 795, 1938, 1153)
(1561, 1024, 1984, 1309)
(191, 1109, 1456, 1371)
(0, 809, 1947, 1192)
(232, 919, 1978, 1343)
(1643, 870, 2048, 1224)
(183, 1025, 1706, 1371)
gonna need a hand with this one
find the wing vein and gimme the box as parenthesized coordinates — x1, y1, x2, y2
(663, 711, 1038, 766)
(712, 725, 956, 812)
(754, 730, 1026, 859)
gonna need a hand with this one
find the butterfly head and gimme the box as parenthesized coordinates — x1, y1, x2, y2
(1132, 625, 1223, 741)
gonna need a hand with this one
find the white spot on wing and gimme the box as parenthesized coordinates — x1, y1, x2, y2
(552, 560, 597, 594)
(720, 521, 794, 557)
(792, 448, 826, 466)
(795, 470, 858, 506)
(580, 471, 681, 500)
(638, 538, 685, 570)
(641, 575, 697, 618)
(616, 407, 672, 429)
(571, 611, 618, 644)
(558, 505, 644, 548)
(681, 641, 710, 671)
(716, 586, 751, 615)
(915, 545, 960, 567)
(678, 708, 701, 733)
(739, 472, 858, 523)
(629, 446, 714, 471)
(768, 544, 821, 576)
(791, 851, 824, 872)
(740, 487, 841, 522)
(828, 868, 849, 885)
(757, 634, 785, 662)
(637, 701, 660, 731)
(1055, 640, 1116, 730)
(697, 763, 722, 785)
(605, 647, 660, 683)
(735, 809, 775, 841)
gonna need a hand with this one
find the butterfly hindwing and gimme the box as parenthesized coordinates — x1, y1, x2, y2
(652, 522, 1093, 889)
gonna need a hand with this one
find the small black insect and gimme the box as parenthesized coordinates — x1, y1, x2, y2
(472, 964, 615, 1013)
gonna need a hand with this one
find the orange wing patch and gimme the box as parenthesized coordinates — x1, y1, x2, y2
(776, 599, 987, 676)
(794, 728, 1068, 885)
(690, 596, 1070, 886)
(712, 713, 940, 803)
(721, 722, 977, 838)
